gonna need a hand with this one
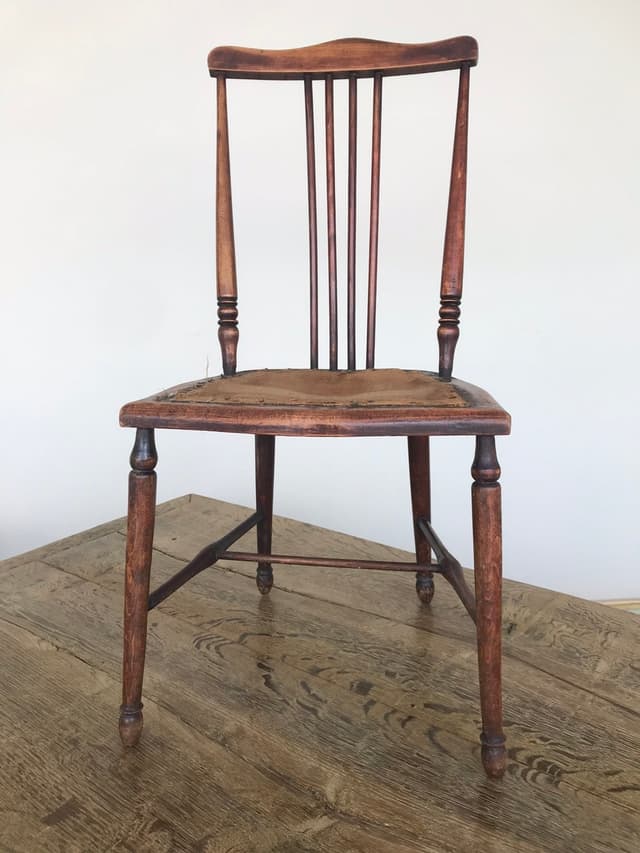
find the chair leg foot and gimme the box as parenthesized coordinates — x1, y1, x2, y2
(119, 703, 144, 747)
(481, 733, 507, 778)
(415, 572, 434, 604)
(256, 565, 273, 594)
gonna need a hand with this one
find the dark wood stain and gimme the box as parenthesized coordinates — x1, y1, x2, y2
(118, 34, 513, 782)
(207, 36, 478, 80)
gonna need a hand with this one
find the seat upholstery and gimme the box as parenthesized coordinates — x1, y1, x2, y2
(120, 369, 510, 437)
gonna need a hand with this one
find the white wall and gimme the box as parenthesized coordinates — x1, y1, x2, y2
(2, 1, 639, 599)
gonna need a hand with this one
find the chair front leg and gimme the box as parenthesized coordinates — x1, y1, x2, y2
(119, 428, 157, 747)
(255, 434, 275, 594)
(407, 436, 434, 604)
(471, 435, 506, 778)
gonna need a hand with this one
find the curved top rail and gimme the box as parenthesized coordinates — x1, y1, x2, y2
(208, 36, 478, 80)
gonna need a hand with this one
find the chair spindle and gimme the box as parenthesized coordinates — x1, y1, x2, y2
(304, 76, 319, 369)
(325, 76, 338, 370)
(347, 76, 357, 370)
(366, 72, 383, 369)
(216, 75, 239, 376)
(438, 64, 470, 380)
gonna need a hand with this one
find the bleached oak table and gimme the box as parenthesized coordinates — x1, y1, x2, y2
(0, 495, 638, 852)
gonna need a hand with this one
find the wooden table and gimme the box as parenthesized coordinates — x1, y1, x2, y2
(0, 495, 638, 852)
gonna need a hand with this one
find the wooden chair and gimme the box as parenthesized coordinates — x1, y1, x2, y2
(118, 36, 511, 778)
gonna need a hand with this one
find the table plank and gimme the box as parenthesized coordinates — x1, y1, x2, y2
(1, 495, 638, 852)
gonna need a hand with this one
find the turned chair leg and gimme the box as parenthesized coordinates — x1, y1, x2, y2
(407, 436, 434, 604)
(471, 435, 506, 778)
(119, 428, 157, 747)
(255, 434, 275, 594)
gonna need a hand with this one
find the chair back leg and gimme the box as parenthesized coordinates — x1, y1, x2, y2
(407, 436, 434, 604)
(255, 435, 276, 594)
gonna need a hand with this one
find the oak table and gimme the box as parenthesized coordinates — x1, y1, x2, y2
(0, 495, 638, 852)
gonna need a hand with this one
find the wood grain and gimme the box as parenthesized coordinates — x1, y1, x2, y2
(438, 65, 469, 380)
(366, 72, 383, 370)
(407, 435, 434, 603)
(207, 36, 478, 80)
(347, 75, 357, 371)
(255, 434, 275, 594)
(325, 76, 338, 370)
(120, 428, 157, 746)
(216, 75, 239, 376)
(471, 435, 505, 777)
(304, 75, 319, 369)
(1, 495, 639, 851)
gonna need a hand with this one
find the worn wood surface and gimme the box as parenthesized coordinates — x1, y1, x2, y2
(120, 371, 510, 437)
(119, 429, 157, 747)
(215, 75, 239, 377)
(1, 494, 639, 851)
(207, 37, 478, 80)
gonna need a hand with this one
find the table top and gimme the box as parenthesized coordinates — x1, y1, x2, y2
(1, 494, 638, 851)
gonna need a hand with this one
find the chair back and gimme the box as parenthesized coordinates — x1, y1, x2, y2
(208, 37, 477, 378)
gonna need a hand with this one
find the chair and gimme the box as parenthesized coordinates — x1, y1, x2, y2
(118, 36, 511, 779)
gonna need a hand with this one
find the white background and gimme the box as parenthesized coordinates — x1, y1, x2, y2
(2, 1, 639, 599)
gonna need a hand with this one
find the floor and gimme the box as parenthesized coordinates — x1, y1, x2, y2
(1, 495, 639, 852)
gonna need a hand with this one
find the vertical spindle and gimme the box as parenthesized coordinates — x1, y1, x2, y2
(325, 75, 338, 370)
(366, 72, 383, 369)
(304, 76, 319, 369)
(347, 76, 357, 371)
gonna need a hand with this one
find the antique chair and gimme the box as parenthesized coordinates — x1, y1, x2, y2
(118, 36, 511, 778)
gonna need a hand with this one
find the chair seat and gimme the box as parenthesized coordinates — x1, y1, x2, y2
(120, 368, 510, 437)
